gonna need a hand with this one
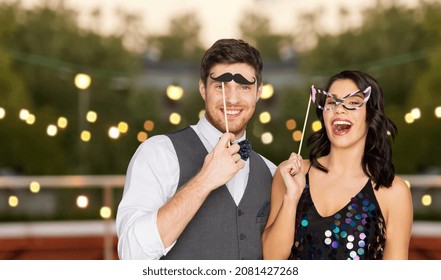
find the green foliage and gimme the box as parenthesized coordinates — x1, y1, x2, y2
(0, 1, 440, 222)
(240, 12, 295, 60)
(146, 12, 205, 61)
(0, 0, 440, 178)
(0, 1, 139, 175)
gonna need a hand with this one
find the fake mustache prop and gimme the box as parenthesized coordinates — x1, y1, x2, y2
(209, 72, 256, 85)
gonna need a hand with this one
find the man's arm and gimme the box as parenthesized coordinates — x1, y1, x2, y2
(157, 133, 244, 247)
(116, 135, 180, 259)
(116, 133, 244, 259)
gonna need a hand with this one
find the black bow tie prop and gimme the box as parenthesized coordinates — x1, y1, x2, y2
(237, 139, 252, 161)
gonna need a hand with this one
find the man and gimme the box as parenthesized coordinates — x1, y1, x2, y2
(116, 39, 276, 260)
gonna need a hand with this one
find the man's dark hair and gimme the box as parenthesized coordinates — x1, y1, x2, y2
(200, 39, 263, 87)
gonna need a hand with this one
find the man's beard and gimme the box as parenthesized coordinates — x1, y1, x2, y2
(205, 109, 249, 136)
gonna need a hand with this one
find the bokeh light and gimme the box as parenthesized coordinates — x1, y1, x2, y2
(404, 113, 414, 124)
(86, 111, 97, 123)
(108, 126, 120, 139)
(0, 107, 5, 119)
(57, 117, 68, 128)
(435, 106, 441, 118)
(118, 121, 129, 133)
(76, 195, 89, 208)
(259, 111, 271, 124)
(411, 108, 421, 119)
(261, 84, 274, 99)
(74, 73, 92, 90)
(144, 120, 154, 131)
(421, 194, 432, 206)
(261, 132, 273, 144)
(19, 109, 29, 120)
(286, 119, 297, 130)
(9, 195, 19, 207)
(166, 85, 184, 100)
(292, 130, 302, 141)
(137, 131, 148, 142)
(47, 124, 58, 136)
(80, 130, 91, 142)
(100, 206, 112, 219)
(169, 112, 181, 125)
(312, 120, 322, 132)
(25, 114, 36, 125)
(29, 181, 41, 193)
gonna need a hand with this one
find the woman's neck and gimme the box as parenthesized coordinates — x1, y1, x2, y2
(321, 146, 365, 177)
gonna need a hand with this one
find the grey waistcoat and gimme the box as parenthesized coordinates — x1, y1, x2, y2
(161, 127, 272, 260)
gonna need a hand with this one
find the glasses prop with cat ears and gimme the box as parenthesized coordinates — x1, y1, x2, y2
(297, 85, 372, 156)
(311, 85, 372, 111)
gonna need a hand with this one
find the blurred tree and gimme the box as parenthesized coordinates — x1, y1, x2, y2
(0, 3, 66, 175)
(396, 2, 441, 173)
(146, 12, 205, 61)
(239, 12, 295, 60)
(0, 1, 140, 174)
(1, 0, 439, 176)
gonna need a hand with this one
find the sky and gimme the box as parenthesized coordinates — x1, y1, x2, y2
(7, 0, 422, 48)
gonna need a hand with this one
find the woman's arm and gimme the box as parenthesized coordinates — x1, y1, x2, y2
(262, 153, 306, 259)
(380, 176, 413, 259)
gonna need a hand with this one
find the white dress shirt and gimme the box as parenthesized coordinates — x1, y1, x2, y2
(116, 115, 276, 260)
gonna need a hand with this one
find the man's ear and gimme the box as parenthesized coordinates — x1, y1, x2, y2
(199, 80, 207, 101)
(256, 83, 263, 102)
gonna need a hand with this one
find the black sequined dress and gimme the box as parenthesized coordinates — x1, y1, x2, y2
(289, 174, 386, 260)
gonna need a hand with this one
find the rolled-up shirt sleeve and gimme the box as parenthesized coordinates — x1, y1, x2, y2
(116, 135, 179, 260)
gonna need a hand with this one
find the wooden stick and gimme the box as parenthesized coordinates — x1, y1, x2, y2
(222, 82, 230, 147)
(298, 95, 312, 156)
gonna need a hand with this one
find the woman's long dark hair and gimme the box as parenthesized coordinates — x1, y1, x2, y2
(308, 70, 397, 190)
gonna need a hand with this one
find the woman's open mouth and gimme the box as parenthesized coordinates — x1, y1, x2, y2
(332, 119, 352, 135)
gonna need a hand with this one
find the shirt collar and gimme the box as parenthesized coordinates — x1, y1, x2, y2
(196, 114, 246, 148)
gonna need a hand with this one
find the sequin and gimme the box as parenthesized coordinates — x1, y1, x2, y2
(289, 176, 386, 260)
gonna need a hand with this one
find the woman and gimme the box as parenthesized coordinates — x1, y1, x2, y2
(262, 70, 413, 260)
